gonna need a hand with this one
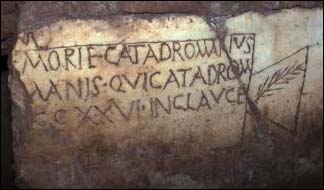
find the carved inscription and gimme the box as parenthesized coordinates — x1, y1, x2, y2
(12, 15, 318, 145)
(14, 33, 255, 130)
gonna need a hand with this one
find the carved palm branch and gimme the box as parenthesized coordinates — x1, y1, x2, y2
(256, 63, 306, 102)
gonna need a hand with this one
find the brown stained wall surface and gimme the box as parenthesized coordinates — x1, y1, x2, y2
(1, 1, 323, 55)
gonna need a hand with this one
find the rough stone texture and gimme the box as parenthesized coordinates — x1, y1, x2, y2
(1, 1, 20, 15)
(18, 1, 121, 32)
(205, 1, 275, 16)
(1, 71, 14, 188)
(205, 1, 323, 16)
(121, 1, 203, 14)
(1, 1, 20, 56)
(273, 1, 323, 9)
(1, 1, 323, 55)
(7, 1, 324, 189)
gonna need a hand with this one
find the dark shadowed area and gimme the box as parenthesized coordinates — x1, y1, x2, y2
(1, 55, 15, 189)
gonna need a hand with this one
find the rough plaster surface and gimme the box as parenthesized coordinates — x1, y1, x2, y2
(9, 8, 323, 188)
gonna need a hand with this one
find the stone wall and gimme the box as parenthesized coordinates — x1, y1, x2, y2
(3, 1, 323, 188)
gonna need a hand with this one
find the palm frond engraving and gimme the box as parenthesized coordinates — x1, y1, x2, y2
(256, 62, 305, 102)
